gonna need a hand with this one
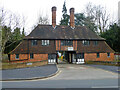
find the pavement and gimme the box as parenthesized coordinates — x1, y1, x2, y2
(1, 64, 58, 81)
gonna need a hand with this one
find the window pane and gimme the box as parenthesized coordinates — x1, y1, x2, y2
(94, 41, 98, 46)
(107, 53, 110, 57)
(47, 40, 49, 45)
(42, 40, 50, 46)
(61, 41, 63, 46)
(42, 40, 43, 45)
(48, 54, 56, 59)
(77, 53, 84, 59)
(16, 54, 19, 59)
(82, 40, 90, 46)
(97, 53, 99, 58)
(30, 53, 34, 59)
(61, 40, 73, 46)
(31, 40, 37, 46)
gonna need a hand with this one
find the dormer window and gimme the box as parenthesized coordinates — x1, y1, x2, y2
(42, 40, 49, 46)
(31, 40, 37, 46)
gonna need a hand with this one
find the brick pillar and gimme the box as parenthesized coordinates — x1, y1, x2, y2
(52, 6, 57, 28)
(70, 8, 75, 28)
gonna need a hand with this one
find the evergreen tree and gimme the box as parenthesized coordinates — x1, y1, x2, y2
(4, 27, 24, 54)
(22, 27, 25, 38)
(60, 1, 69, 25)
(75, 13, 97, 33)
(13, 27, 21, 41)
(100, 23, 120, 52)
(75, 13, 86, 26)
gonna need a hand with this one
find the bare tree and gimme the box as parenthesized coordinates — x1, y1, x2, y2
(37, 14, 49, 25)
(0, 7, 26, 54)
(31, 14, 49, 31)
(84, 2, 110, 34)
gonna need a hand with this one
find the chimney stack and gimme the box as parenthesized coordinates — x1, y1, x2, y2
(52, 6, 57, 28)
(70, 8, 75, 28)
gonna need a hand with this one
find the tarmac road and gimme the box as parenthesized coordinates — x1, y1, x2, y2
(2, 64, 119, 89)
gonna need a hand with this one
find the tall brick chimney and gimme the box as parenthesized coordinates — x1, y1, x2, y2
(70, 8, 75, 28)
(52, 6, 57, 28)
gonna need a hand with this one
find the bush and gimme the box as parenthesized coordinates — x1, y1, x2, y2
(2, 54, 9, 63)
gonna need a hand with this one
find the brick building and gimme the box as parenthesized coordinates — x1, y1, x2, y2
(9, 6, 114, 64)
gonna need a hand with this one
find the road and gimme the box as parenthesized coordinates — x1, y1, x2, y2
(1, 64, 119, 88)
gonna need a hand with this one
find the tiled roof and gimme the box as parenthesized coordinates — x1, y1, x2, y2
(25, 25, 105, 40)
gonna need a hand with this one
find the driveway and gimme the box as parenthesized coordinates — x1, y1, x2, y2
(2, 64, 58, 80)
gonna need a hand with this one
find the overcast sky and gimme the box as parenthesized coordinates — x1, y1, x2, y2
(0, 0, 119, 34)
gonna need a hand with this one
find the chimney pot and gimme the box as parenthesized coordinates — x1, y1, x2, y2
(70, 8, 74, 13)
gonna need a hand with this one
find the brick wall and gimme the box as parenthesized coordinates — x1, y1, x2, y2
(10, 54, 28, 61)
(84, 53, 114, 61)
(10, 54, 48, 62)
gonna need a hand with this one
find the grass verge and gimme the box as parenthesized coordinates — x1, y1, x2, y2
(1, 60, 48, 70)
(85, 60, 120, 66)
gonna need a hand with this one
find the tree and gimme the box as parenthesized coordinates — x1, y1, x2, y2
(0, 7, 26, 54)
(60, 1, 69, 25)
(2, 26, 11, 54)
(100, 23, 120, 52)
(13, 27, 22, 41)
(84, 2, 110, 34)
(74, 13, 85, 26)
(74, 13, 97, 32)
(37, 15, 49, 25)
(22, 28, 25, 38)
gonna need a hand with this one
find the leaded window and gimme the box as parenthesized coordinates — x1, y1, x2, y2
(107, 53, 110, 57)
(31, 40, 37, 46)
(77, 53, 84, 59)
(30, 53, 34, 59)
(48, 54, 56, 59)
(97, 53, 100, 58)
(61, 40, 73, 46)
(94, 41, 98, 46)
(15, 54, 19, 59)
(82, 40, 90, 46)
(42, 40, 49, 46)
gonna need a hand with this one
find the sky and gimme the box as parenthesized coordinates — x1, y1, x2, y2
(0, 0, 120, 34)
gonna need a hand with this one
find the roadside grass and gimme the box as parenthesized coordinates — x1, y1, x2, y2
(1, 60, 48, 70)
(85, 60, 120, 66)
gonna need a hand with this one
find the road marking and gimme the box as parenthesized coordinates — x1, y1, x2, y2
(41, 70, 62, 80)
